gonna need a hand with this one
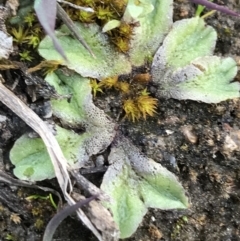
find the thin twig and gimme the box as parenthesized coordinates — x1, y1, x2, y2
(43, 196, 97, 241)
(57, 0, 94, 12)
(71, 170, 111, 202)
(0, 75, 71, 197)
(0, 76, 103, 241)
(201, 10, 216, 19)
(57, 3, 96, 58)
(0, 170, 63, 207)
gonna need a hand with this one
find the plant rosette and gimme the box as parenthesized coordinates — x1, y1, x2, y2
(10, 0, 240, 239)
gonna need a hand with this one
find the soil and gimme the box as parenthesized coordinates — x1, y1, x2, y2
(0, 0, 240, 241)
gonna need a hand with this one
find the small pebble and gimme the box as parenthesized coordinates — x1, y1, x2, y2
(96, 155, 105, 167)
(0, 115, 7, 122)
(181, 125, 198, 144)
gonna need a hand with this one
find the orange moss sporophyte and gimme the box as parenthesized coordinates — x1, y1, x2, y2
(133, 73, 151, 84)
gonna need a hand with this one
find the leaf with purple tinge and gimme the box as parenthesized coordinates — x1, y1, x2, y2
(34, 0, 67, 60)
(190, 0, 240, 17)
(43, 196, 97, 241)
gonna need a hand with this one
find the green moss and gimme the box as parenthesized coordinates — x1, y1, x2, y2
(63, 0, 134, 53)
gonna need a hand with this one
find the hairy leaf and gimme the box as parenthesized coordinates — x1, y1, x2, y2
(155, 56, 239, 103)
(101, 137, 188, 238)
(10, 71, 116, 181)
(151, 17, 217, 78)
(10, 126, 88, 181)
(38, 0, 173, 76)
(151, 17, 239, 103)
(123, 0, 154, 22)
(45, 70, 116, 154)
(38, 23, 131, 79)
(128, 0, 173, 66)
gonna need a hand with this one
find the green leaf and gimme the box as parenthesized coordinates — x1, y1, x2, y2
(38, 0, 173, 74)
(102, 20, 121, 32)
(155, 56, 239, 103)
(101, 137, 188, 238)
(103, 162, 147, 239)
(123, 0, 154, 22)
(38, 23, 131, 79)
(45, 70, 91, 126)
(10, 126, 88, 181)
(151, 17, 217, 78)
(128, 0, 173, 66)
(10, 70, 116, 181)
(46, 70, 116, 154)
(151, 17, 239, 103)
